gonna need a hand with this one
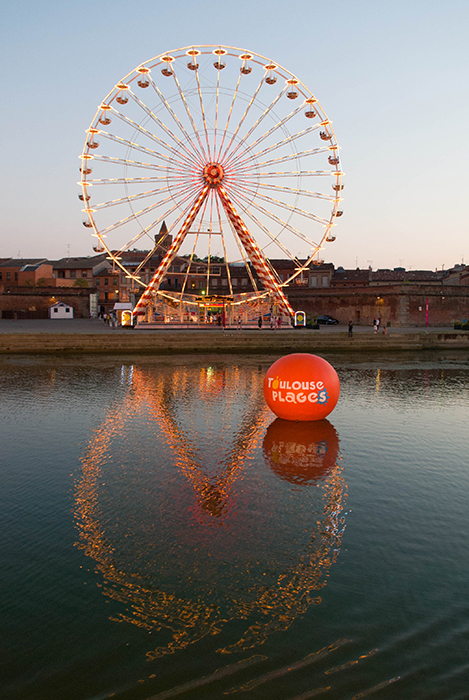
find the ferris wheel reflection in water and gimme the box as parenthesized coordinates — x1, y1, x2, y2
(74, 363, 347, 658)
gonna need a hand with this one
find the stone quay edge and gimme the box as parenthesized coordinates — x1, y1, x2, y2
(1, 329, 469, 355)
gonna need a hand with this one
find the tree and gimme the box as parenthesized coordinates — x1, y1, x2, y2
(74, 278, 89, 288)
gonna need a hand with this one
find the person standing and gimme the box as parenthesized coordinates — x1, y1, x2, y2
(348, 320, 353, 338)
(258, 315, 262, 329)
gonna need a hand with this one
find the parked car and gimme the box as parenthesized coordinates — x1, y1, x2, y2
(316, 314, 339, 325)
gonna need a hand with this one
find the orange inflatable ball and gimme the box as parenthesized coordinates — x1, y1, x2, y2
(263, 418, 339, 484)
(264, 353, 340, 421)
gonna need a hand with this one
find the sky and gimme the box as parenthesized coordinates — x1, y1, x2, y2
(1, 0, 468, 271)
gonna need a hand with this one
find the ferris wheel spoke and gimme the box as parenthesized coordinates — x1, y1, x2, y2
(217, 186, 293, 315)
(251, 168, 341, 179)
(113, 228, 162, 260)
(89, 154, 168, 172)
(212, 65, 221, 160)
(234, 150, 337, 174)
(86, 176, 171, 186)
(117, 189, 212, 290)
(215, 69, 243, 162)
(242, 181, 337, 202)
(97, 131, 198, 172)
(113, 188, 205, 260)
(133, 185, 211, 314)
(107, 108, 199, 170)
(227, 190, 324, 283)
(170, 69, 209, 163)
(219, 200, 257, 294)
(91, 179, 202, 212)
(218, 74, 266, 163)
(227, 189, 326, 248)
(194, 68, 212, 161)
(226, 189, 305, 264)
(229, 125, 322, 173)
(222, 84, 289, 168)
(96, 183, 202, 236)
(91, 186, 183, 211)
(226, 103, 307, 168)
(213, 195, 234, 294)
(127, 88, 205, 168)
(229, 180, 331, 226)
(202, 190, 216, 288)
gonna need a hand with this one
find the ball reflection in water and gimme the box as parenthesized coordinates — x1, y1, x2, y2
(263, 418, 339, 484)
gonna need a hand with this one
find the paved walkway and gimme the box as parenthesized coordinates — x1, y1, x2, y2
(0, 319, 458, 335)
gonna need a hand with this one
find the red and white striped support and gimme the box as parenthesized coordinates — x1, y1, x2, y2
(133, 185, 210, 317)
(217, 185, 294, 317)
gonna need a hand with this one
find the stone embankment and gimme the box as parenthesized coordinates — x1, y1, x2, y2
(1, 329, 469, 355)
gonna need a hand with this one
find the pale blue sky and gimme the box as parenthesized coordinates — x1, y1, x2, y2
(1, 0, 467, 270)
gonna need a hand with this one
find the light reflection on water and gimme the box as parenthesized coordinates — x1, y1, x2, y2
(1, 353, 469, 700)
(74, 364, 346, 660)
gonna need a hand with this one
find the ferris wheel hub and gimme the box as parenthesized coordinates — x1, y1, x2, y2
(203, 162, 225, 186)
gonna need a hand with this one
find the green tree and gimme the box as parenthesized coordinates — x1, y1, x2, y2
(73, 278, 89, 288)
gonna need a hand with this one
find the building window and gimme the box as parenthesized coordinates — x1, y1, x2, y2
(113, 278, 117, 286)
(82, 271, 87, 277)
(54, 308, 58, 313)
(65, 308, 70, 313)
(212, 278, 218, 287)
(232, 278, 238, 286)
(70, 270, 76, 279)
(0, 272, 2, 280)
(96, 278, 100, 285)
(15, 272, 18, 281)
(6, 272, 11, 281)
(59, 271, 65, 278)
(310, 276, 317, 287)
(105, 292, 108, 301)
(222, 278, 228, 287)
(104, 278, 108, 285)
(322, 276, 329, 287)
(241, 278, 247, 286)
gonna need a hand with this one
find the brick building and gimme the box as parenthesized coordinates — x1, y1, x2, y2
(51, 255, 108, 286)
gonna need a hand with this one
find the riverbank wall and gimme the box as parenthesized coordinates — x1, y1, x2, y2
(1, 329, 469, 355)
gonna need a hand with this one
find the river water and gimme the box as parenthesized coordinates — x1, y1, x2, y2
(1, 352, 469, 700)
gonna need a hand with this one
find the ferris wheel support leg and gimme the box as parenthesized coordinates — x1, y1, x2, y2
(217, 185, 294, 318)
(133, 185, 210, 318)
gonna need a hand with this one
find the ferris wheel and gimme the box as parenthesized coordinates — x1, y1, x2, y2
(79, 45, 344, 318)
